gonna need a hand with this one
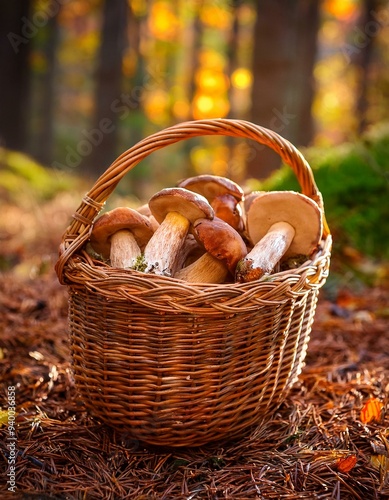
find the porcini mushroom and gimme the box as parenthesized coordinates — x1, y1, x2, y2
(90, 207, 154, 269)
(235, 191, 323, 283)
(175, 217, 247, 283)
(143, 187, 214, 276)
(177, 174, 244, 231)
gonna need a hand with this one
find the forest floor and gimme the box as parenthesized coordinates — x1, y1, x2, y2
(0, 191, 389, 499)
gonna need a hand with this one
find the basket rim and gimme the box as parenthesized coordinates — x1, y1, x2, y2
(61, 235, 332, 313)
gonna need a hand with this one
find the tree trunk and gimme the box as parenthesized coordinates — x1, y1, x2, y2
(247, 0, 320, 180)
(0, 0, 32, 152)
(227, 0, 243, 118)
(84, 0, 129, 177)
(34, 0, 61, 165)
(293, 0, 320, 146)
(354, 0, 380, 134)
(188, 9, 203, 119)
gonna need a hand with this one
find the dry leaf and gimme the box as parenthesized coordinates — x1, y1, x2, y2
(0, 410, 9, 426)
(335, 454, 357, 473)
(370, 454, 389, 472)
(360, 397, 383, 424)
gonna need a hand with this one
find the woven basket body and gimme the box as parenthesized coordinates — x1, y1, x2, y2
(56, 119, 331, 447)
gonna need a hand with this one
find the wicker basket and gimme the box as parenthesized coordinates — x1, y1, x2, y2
(55, 119, 331, 447)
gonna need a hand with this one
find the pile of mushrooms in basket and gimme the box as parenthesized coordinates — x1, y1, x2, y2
(86, 174, 323, 284)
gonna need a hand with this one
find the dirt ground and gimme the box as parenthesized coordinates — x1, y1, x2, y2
(0, 192, 389, 499)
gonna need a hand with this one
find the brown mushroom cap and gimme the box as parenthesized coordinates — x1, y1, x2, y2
(247, 191, 323, 258)
(211, 193, 244, 231)
(193, 217, 247, 273)
(148, 187, 214, 225)
(177, 175, 244, 202)
(90, 207, 153, 258)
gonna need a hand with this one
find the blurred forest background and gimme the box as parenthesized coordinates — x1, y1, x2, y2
(0, 0, 389, 285)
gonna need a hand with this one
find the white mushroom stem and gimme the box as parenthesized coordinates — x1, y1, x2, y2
(236, 221, 295, 282)
(110, 230, 141, 268)
(143, 211, 190, 276)
(175, 253, 229, 283)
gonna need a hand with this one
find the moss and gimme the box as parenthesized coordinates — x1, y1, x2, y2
(131, 254, 147, 272)
(0, 148, 82, 203)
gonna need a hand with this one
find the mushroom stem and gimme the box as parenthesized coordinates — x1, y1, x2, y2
(143, 211, 190, 276)
(175, 253, 228, 283)
(110, 230, 141, 268)
(236, 221, 295, 283)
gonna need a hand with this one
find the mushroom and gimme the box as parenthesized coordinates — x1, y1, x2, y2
(175, 217, 247, 283)
(89, 207, 154, 269)
(235, 191, 323, 283)
(177, 174, 244, 231)
(143, 187, 214, 276)
(136, 203, 160, 231)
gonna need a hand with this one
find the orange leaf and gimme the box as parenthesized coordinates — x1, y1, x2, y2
(335, 454, 357, 473)
(360, 397, 383, 424)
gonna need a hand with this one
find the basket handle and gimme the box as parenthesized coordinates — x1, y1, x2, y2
(55, 118, 330, 282)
